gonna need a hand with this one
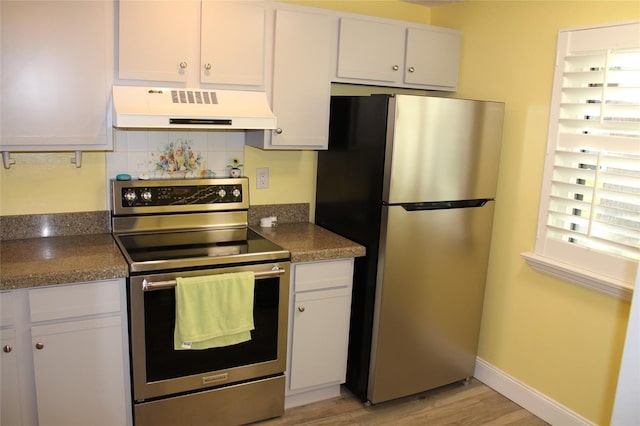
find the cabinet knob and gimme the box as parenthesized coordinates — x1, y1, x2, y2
(297, 306, 305, 312)
(35, 342, 44, 350)
(2, 344, 12, 353)
(179, 61, 188, 70)
(204, 63, 212, 71)
(275, 128, 283, 135)
(408, 66, 415, 73)
(392, 65, 399, 71)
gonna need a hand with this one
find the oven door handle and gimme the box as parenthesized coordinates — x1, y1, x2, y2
(141, 266, 286, 291)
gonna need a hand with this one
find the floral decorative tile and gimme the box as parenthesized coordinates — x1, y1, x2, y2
(148, 139, 214, 179)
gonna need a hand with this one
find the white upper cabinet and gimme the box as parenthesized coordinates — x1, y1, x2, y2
(404, 26, 461, 88)
(335, 16, 461, 91)
(246, 6, 333, 150)
(118, 0, 266, 87)
(337, 18, 405, 83)
(200, 1, 265, 86)
(0, 0, 114, 151)
(118, 0, 198, 83)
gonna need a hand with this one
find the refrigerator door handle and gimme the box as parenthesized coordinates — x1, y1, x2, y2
(384, 198, 493, 211)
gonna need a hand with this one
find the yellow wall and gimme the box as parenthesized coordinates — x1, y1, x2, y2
(0, 152, 107, 215)
(431, 2, 638, 424)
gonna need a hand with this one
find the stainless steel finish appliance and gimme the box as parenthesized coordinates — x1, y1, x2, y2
(111, 178, 290, 425)
(315, 94, 505, 404)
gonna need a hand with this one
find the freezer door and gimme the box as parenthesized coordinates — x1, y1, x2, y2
(385, 96, 504, 203)
(368, 202, 495, 404)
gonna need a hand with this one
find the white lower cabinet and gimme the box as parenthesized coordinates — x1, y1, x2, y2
(0, 280, 131, 426)
(286, 259, 354, 408)
(1, 328, 22, 425)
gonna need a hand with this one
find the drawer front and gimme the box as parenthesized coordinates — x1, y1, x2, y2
(29, 280, 122, 322)
(0, 292, 16, 327)
(294, 259, 354, 292)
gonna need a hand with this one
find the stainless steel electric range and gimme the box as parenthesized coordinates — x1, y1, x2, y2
(111, 177, 290, 426)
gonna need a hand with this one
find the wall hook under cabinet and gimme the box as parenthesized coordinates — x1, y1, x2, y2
(71, 151, 82, 168)
(2, 152, 15, 169)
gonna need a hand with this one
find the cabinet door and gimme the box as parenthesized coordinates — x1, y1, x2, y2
(31, 317, 127, 426)
(1, 329, 22, 426)
(337, 17, 404, 83)
(0, 0, 113, 150)
(290, 287, 352, 390)
(269, 9, 332, 148)
(405, 27, 460, 89)
(118, 0, 199, 82)
(200, 1, 265, 85)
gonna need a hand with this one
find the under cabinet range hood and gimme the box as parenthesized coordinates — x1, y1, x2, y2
(112, 86, 277, 130)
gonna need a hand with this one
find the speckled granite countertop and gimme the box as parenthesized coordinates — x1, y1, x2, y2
(0, 208, 365, 291)
(252, 223, 366, 263)
(0, 234, 128, 290)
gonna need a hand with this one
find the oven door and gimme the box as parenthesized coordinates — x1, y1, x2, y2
(128, 261, 290, 401)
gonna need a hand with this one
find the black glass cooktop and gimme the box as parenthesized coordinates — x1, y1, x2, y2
(115, 228, 289, 273)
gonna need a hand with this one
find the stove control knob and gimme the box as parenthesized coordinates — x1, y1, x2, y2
(124, 189, 137, 203)
(141, 190, 152, 202)
(232, 188, 241, 198)
(217, 189, 227, 198)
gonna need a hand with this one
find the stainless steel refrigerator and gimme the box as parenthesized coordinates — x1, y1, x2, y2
(315, 94, 504, 405)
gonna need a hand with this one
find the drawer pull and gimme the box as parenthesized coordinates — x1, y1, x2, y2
(2, 345, 12, 353)
(35, 342, 44, 350)
(298, 306, 305, 312)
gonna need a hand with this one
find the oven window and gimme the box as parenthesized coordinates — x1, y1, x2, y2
(143, 277, 279, 381)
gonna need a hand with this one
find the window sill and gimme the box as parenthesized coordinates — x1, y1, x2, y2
(521, 252, 634, 302)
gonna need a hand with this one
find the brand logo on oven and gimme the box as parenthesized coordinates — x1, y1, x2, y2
(202, 373, 229, 385)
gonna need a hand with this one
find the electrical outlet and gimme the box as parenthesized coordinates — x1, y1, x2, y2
(256, 167, 269, 189)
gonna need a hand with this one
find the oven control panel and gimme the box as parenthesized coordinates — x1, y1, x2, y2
(112, 178, 249, 215)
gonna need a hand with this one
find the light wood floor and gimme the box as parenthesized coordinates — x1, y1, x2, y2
(254, 379, 548, 425)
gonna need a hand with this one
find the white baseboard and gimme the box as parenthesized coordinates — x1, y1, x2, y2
(474, 357, 596, 426)
(285, 384, 341, 409)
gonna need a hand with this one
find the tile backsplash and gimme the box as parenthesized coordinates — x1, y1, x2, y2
(106, 129, 246, 181)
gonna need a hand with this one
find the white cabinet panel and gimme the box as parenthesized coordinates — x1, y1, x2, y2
(118, 0, 199, 82)
(405, 27, 461, 88)
(337, 17, 405, 83)
(0, 0, 113, 150)
(200, 1, 265, 85)
(294, 259, 354, 292)
(118, 0, 265, 87)
(289, 287, 352, 390)
(31, 317, 127, 426)
(335, 15, 460, 91)
(29, 280, 121, 322)
(0, 281, 131, 426)
(0, 291, 15, 327)
(247, 7, 332, 150)
(286, 259, 354, 404)
(1, 329, 22, 426)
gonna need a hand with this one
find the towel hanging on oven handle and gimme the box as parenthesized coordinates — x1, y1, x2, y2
(142, 265, 286, 291)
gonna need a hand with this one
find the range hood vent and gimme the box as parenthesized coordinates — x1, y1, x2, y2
(112, 86, 276, 130)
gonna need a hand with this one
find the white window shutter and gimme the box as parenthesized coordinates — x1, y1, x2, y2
(530, 21, 640, 291)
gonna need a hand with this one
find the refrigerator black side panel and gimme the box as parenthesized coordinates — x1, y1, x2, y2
(315, 95, 389, 401)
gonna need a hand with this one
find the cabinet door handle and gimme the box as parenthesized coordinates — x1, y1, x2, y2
(392, 65, 399, 71)
(35, 342, 44, 350)
(2, 344, 12, 353)
(275, 128, 283, 135)
(204, 63, 212, 71)
(179, 61, 188, 70)
(408, 66, 415, 73)
(297, 306, 305, 312)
